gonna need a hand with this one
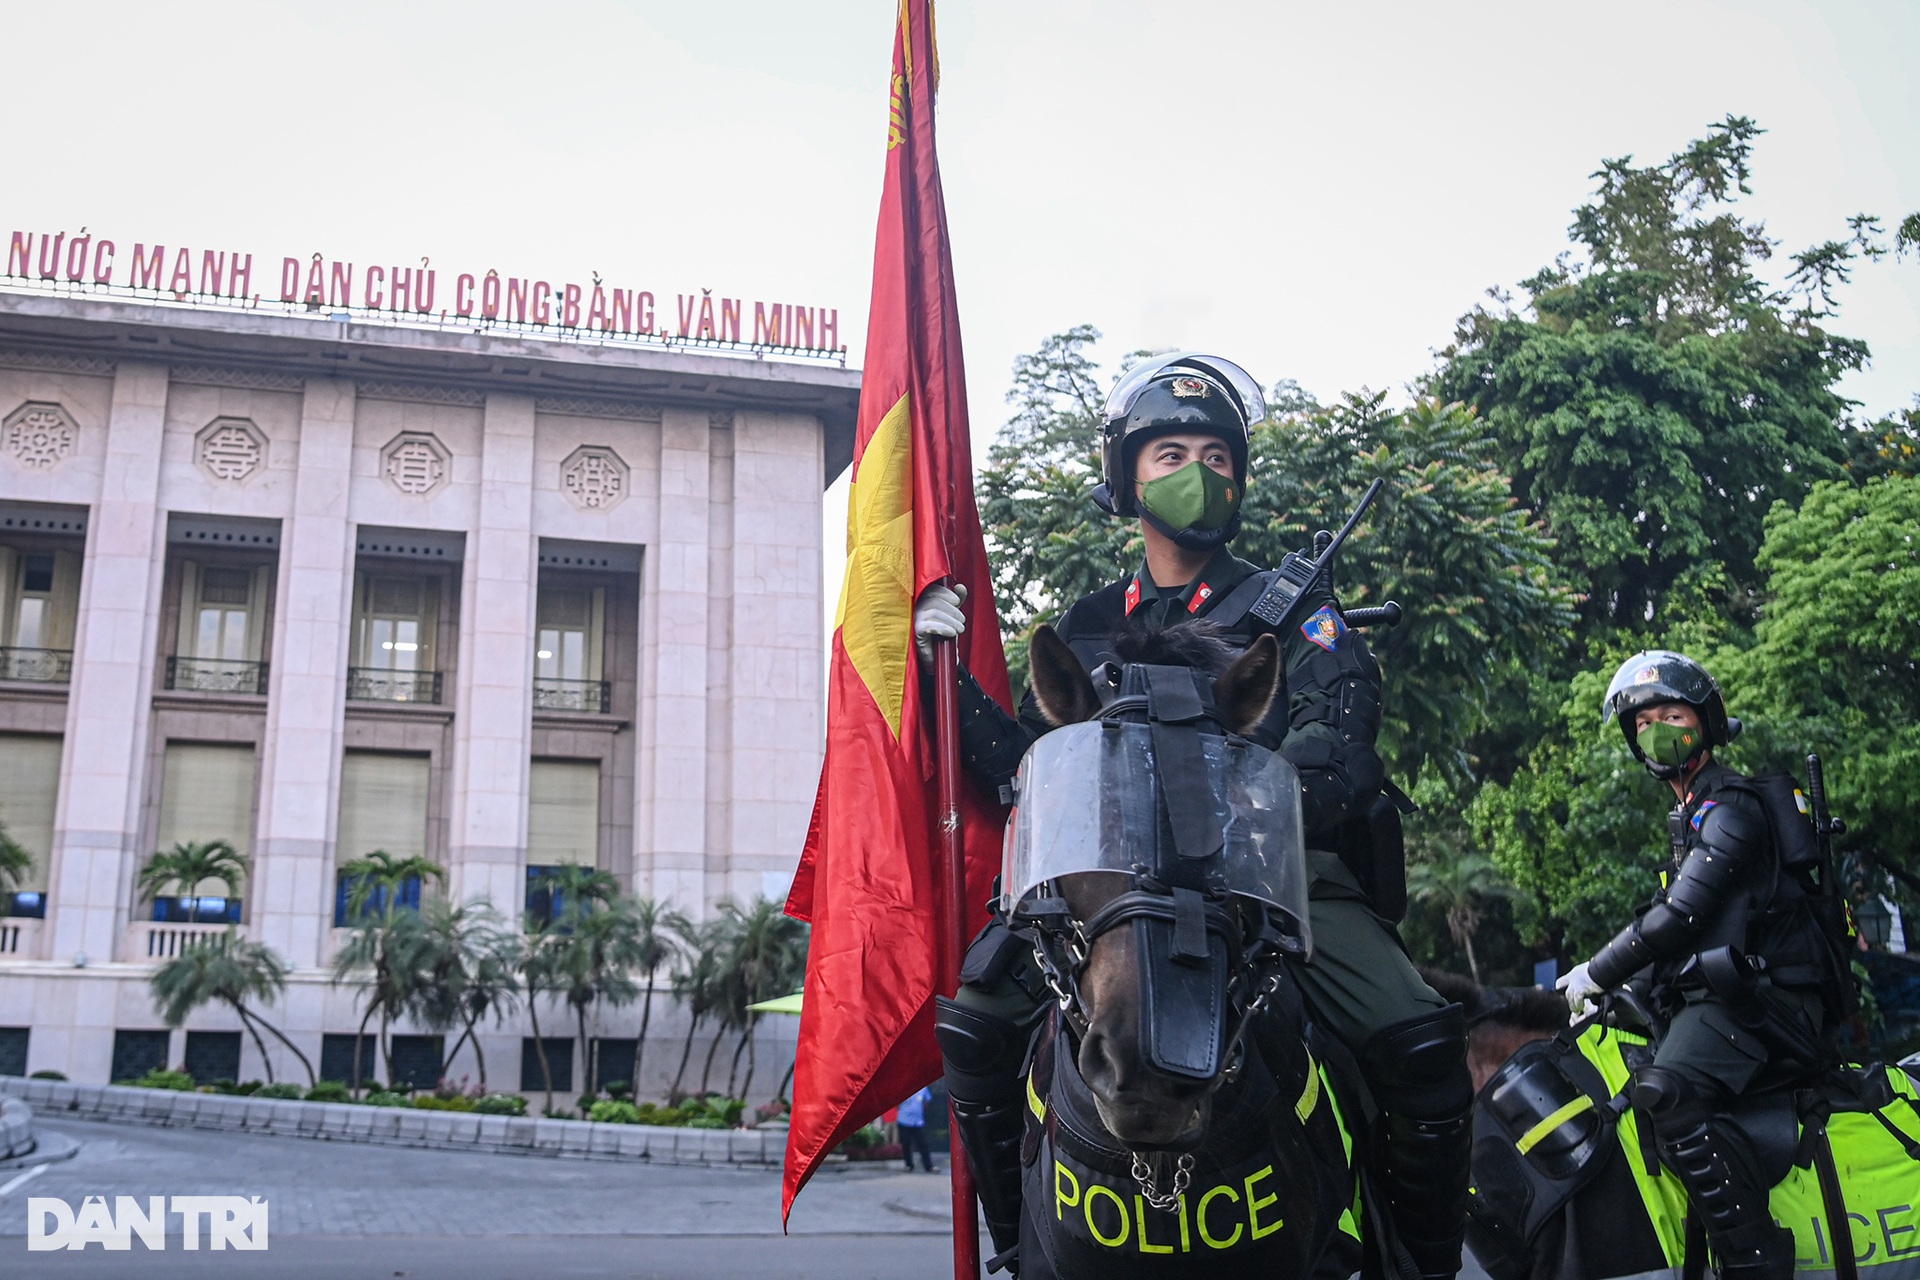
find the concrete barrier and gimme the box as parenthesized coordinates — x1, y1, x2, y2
(1, 1095, 30, 1160)
(0, 1076, 781, 1168)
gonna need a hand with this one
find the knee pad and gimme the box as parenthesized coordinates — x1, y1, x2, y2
(935, 995, 1042, 1103)
(1631, 1065, 1720, 1133)
(1360, 1004, 1472, 1120)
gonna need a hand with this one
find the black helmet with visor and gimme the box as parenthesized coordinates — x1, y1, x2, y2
(1600, 650, 1739, 779)
(1092, 353, 1266, 533)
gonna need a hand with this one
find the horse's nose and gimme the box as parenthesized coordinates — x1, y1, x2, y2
(1079, 1024, 1141, 1095)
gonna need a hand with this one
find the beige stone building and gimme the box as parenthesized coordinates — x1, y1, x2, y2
(0, 291, 855, 1093)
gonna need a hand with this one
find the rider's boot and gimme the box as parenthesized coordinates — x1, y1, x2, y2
(1361, 1005, 1474, 1279)
(1634, 1066, 1795, 1280)
(935, 920, 1050, 1275)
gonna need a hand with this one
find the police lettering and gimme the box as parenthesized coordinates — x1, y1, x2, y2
(1054, 1161, 1284, 1253)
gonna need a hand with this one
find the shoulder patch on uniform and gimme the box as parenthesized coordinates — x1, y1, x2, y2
(1301, 604, 1346, 652)
(1124, 577, 1142, 616)
(1690, 799, 1718, 832)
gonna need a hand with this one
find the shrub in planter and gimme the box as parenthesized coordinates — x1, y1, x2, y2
(588, 1100, 642, 1125)
(132, 1069, 196, 1092)
(632, 1102, 682, 1126)
(204, 1078, 238, 1095)
(473, 1093, 527, 1117)
(576, 1092, 600, 1115)
(363, 1091, 409, 1107)
(233, 1080, 264, 1096)
(412, 1094, 475, 1112)
(29, 1070, 66, 1080)
(304, 1081, 351, 1103)
(604, 1079, 633, 1101)
(254, 1082, 304, 1100)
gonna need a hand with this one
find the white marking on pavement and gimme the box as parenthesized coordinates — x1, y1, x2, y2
(0, 1163, 50, 1201)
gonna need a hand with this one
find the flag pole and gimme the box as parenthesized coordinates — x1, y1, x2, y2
(932, 630, 982, 1280)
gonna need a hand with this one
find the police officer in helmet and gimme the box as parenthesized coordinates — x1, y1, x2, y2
(1561, 651, 1848, 1280)
(917, 353, 1474, 1278)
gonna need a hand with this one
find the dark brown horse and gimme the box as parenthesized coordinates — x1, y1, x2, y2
(996, 621, 1370, 1279)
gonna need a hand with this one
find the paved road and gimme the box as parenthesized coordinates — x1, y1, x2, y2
(1, 1115, 1491, 1279)
(4, 1116, 969, 1279)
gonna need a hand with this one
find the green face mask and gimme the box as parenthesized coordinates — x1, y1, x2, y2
(1137, 461, 1242, 532)
(1636, 720, 1705, 768)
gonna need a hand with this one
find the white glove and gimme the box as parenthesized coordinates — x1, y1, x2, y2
(1556, 961, 1604, 1024)
(913, 582, 967, 663)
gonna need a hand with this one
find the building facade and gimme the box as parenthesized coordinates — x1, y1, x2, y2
(0, 292, 856, 1091)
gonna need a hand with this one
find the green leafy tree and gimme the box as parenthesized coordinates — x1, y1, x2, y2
(136, 839, 249, 923)
(150, 930, 315, 1086)
(330, 851, 446, 1092)
(1718, 475, 1920, 911)
(1405, 852, 1520, 985)
(1427, 116, 1880, 635)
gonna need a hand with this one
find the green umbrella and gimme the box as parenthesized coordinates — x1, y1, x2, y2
(747, 990, 804, 1015)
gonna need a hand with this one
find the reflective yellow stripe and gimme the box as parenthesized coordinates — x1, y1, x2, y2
(1295, 1052, 1321, 1123)
(1027, 1068, 1047, 1123)
(1515, 1095, 1595, 1156)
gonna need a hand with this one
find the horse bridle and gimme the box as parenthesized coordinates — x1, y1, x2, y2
(1014, 881, 1294, 1208)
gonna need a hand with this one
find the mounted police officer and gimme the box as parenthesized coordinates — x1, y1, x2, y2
(1559, 651, 1856, 1280)
(920, 353, 1473, 1278)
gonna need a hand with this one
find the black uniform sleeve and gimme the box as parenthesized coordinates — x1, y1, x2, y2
(1587, 793, 1771, 990)
(951, 664, 1037, 796)
(1275, 588, 1387, 838)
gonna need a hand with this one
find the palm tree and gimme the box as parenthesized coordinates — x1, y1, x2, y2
(136, 839, 249, 924)
(330, 851, 445, 1091)
(713, 897, 809, 1101)
(1406, 852, 1519, 985)
(517, 916, 565, 1116)
(668, 915, 728, 1099)
(150, 931, 316, 1085)
(623, 897, 687, 1096)
(406, 898, 519, 1090)
(0, 824, 32, 901)
(550, 899, 646, 1099)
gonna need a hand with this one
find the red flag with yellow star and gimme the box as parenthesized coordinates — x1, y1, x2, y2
(781, 0, 1010, 1220)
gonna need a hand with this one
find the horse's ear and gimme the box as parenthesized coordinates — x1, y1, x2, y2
(1213, 634, 1282, 735)
(1029, 625, 1101, 726)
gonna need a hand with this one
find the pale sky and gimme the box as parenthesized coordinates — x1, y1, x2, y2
(7, 0, 1917, 605)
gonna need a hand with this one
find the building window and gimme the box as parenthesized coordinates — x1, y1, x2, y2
(168, 561, 272, 694)
(0, 734, 59, 918)
(319, 1033, 379, 1086)
(334, 751, 431, 926)
(182, 1031, 242, 1086)
(349, 574, 443, 703)
(521, 1037, 573, 1093)
(388, 1035, 445, 1093)
(0, 547, 79, 682)
(110, 1029, 171, 1082)
(524, 760, 600, 923)
(149, 743, 256, 921)
(0, 1027, 26, 1077)
(532, 585, 607, 712)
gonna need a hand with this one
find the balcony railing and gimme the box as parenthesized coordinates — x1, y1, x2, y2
(532, 677, 612, 714)
(166, 656, 269, 695)
(347, 667, 443, 704)
(129, 921, 228, 961)
(0, 647, 72, 684)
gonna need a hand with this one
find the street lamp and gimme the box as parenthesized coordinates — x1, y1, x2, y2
(1854, 896, 1893, 950)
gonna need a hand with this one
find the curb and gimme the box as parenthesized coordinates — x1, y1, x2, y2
(0, 1076, 780, 1168)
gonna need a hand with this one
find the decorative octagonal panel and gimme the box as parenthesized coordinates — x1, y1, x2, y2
(380, 431, 451, 498)
(195, 417, 268, 482)
(3, 402, 78, 471)
(561, 445, 630, 511)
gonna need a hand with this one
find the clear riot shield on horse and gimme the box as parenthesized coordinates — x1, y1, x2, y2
(966, 624, 1370, 1280)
